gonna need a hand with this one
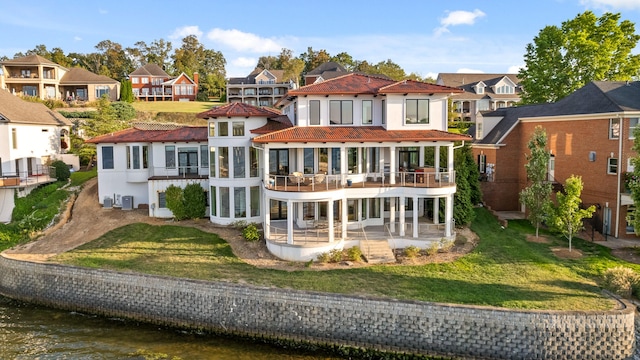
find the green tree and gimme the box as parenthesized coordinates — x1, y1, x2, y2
(549, 175, 595, 251)
(95, 40, 135, 81)
(519, 11, 640, 104)
(453, 143, 481, 226)
(519, 126, 553, 237)
(120, 80, 134, 103)
(50, 160, 70, 182)
(627, 127, 640, 234)
(165, 185, 187, 221)
(183, 183, 206, 219)
(82, 95, 129, 138)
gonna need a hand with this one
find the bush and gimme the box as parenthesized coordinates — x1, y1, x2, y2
(110, 102, 136, 120)
(404, 245, 421, 258)
(346, 246, 362, 262)
(316, 252, 330, 263)
(329, 249, 343, 263)
(165, 185, 186, 220)
(425, 242, 439, 256)
(231, 220, 248, 229)
(183, 183, 206, 219)
(602, 266, 640, 298)
(242, 223, 260, 242)
(51, 160, 71, 182)
(439, 238, 455, 253)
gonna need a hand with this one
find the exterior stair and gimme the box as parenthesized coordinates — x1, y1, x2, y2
(361, 240, 396, 264)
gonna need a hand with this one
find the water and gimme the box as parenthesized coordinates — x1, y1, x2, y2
(0, 296, 338, 360)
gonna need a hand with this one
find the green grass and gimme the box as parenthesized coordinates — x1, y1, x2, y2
(52, 207, 640, 311)
(131, 100, 223, 113)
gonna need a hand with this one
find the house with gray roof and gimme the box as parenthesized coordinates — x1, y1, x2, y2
(226, 67, 292, 107)
(0, 89, 75, 222)
(128, 64, 199, 102)
(437, 73, 521, 123)
(472, 80, 640, 240)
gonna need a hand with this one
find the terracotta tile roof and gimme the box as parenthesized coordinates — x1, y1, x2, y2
(287, 73, 462, 97)
(60, 67, 119, 84)
(196, 102, 283, 119)
(0, 90, 71, 126)
(85, 125, 207, 144)
(251, 115, 293, 134)
(252, 126, 471, 144)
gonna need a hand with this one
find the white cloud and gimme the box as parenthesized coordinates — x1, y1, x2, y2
(233, 57, 257, 68)
(435, 9, 486, 36)
(507, 65, 524, 74)
(456, 68, 485, 74)
(98, 9, 108, 15)
(206, 28, 283, 53)
(581, 0, 640, 10)
(73, 36, 82, 42)
(169, 26, 203, 40)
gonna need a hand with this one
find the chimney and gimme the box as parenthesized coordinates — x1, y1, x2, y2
(193, 72, 199, 85)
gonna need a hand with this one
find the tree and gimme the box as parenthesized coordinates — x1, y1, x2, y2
(95, 40, 135, 81)
(453, 143, 481, 226)
(519, 126, 553, 237)
(172, 35, 226, 99)
(165, 185, 187, 221)
(82, 95, 129, 138)
(120, 80, 134, 103)
(519, 11, 640, 104)
(627, 127, 640, 233)
(183, 183, 206, 219)
(549, 175, 595, 251)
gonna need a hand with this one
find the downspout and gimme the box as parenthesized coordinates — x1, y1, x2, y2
(615, 114, 623, 238)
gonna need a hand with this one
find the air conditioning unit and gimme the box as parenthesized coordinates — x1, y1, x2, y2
(103, 196, 113, 209)
(122, 195, 134, 211)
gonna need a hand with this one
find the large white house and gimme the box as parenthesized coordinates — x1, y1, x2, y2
(88, 73, 470, 261)
(0, 90, 73, 222)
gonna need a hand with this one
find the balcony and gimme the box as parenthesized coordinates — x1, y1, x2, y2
(0, 167, 56, 188)
(266, 170, 455, 192)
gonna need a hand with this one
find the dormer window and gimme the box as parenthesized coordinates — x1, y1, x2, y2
(475, 83, 485, 94)
(496, 85, 514, 94)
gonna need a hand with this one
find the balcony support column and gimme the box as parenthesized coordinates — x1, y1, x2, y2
(341, 197, 348, 239)
(413, 195, 419, 238)
(433, 197, 440, 225)
(389, 196, 396, 233)
(264, 196, 271, 240)
(328, 199, 335, 243)
(399, 195, 405, 237)
(445, 194, 454, 237)
(287, 199, 294, 245)
(390, 146, 396, 185)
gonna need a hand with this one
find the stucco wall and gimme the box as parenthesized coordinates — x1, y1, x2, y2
(0, 255, 634, 359)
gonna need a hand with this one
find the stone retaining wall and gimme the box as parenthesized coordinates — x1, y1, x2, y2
(0, 255, 635, 359)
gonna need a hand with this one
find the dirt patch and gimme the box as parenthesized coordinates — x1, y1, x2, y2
(526, 234, 552, 244)
(2, 177, 479, 270)
(611, 248, 640, 265)
(550, 247, 583, 259)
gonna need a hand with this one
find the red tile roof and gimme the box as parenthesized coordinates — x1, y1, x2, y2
(286, 73, 463, 97)
(197, 102, 282, 119)
(85, 125, 207, 144)
(252, 126, 471, 144)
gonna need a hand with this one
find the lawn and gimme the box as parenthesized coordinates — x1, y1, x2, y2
(53, 207, 639, 311)
(131, 100, 224, 113)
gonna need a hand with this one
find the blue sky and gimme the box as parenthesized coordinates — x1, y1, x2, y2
(1, 0, 640, 78)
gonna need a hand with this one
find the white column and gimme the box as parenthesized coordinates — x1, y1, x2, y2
(434, 145, 440, 174)
(390, 197, 396, 232)
(328, 199, 335, 243)
(389, 146, 396, 185)
(342, 197, 348, 239)
(419, 146, 425, 167)
(433, 197, 439, 225)
(340, 146, 347, 184)
(448, 144, 454, 180)
(263, 146, 270, 186)
(413, 196, 419, 238)
(264, 196, 271, 239)
(399, 195, 405, 237)
(445, 194, 454, 237)
(287, 200, 294, 245)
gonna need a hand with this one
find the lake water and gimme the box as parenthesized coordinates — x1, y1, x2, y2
(0, 296, 338, 359)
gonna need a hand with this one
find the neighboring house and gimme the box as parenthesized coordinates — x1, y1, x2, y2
(88, 73, 469, 261)
(129, 64, 199, 102)
(1, 54, 120, 102)
(471, 81, 640, 239)
(0, 89, 73, 223)
(227, 67, 292, 107)
(303, 61, 349, 85)
(436, 73, 521, 123)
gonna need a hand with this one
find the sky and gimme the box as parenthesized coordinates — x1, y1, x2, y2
(1, 0, 640, 79)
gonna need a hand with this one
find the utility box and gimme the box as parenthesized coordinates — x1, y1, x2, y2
(103, 197, 113, 209)
(122, 195, 133, 210)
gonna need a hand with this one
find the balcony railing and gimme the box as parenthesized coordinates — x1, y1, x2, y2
(0, 166, 56, 187)
(266, 170, 455, 192)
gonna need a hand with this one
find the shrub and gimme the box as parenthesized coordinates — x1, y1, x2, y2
(242, 223, 260, 242)
(602, 266, 640, 298)
(110, 101, 136, 120)
(425, 242, 439, 256)
(165, 185, 186, 220)
(439, 238, 455, 253)
(231, 220, 248, 229)
(346, 246, 362, 262)
(51, 160, 71, 182)
(404, 245, 421, 258)
(183, 183, 206, 219)
(329, 249, 343, 263)
(316, 252, 330, 263)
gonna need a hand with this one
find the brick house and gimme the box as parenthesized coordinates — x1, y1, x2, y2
(472, 81, 640, 239)
(129, 64, 198, 101)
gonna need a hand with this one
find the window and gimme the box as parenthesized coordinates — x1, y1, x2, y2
(495, 85, 514, 94)
(142, 78, 149, 84)
(381, 100, 386, 124)
(131, 77, 139, 84)
(102, 146, 114, 169)
(11, 128, 17, 149)
(608, 158, 618, 174)
(21, 69, 31, 77)
(143, 146, 148, 169)
(478, 154, 487, 173)
(309, 100, 320, 125)
(96, 86, 110, 98)
(165, 146, 176, 169)
(209, 147, 216, 177)
(208, 122, 215, 137)
(158, 192, 166, 208)
(219, 122, 229, 136)
(232, 122, 244, 136)
(250, 186, 260, 217)
(23, 86, 37, 96)
(610, 118, 620, 139)
(476, 85, 484, 94)
(630, 118, 639, 139)
(348, 148, 358, 173)
(132, 146, 140, 169)
(210, 186, 217, 216)
(304, 148, 314, 174)
(362, 100, 372, 124)
(250, 147, 259, 177)
(200, 145, 208, 168)
(220, 187, 230, 218)
(369, 198, 381, 218)
(234, 147, 245, 178)
(627, 206, 636, 234)
(219, 147, 229, 178)
(405, 99, 429, 124)
(234, 187, 246, 218)
(329, 100, 353, 124)
(331, 148, 341, 174)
